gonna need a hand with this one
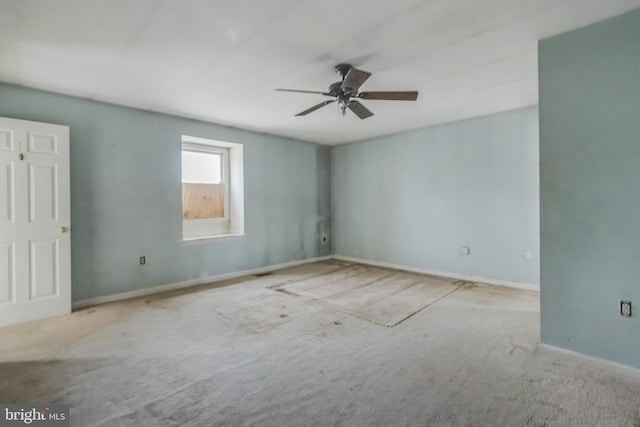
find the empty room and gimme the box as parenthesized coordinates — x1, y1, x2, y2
(1, 1, 640, 426)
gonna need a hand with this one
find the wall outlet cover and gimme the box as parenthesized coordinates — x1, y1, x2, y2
(620, 300, 632, 317)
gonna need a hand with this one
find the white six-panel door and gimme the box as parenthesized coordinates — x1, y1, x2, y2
(0, 117, 71, 327)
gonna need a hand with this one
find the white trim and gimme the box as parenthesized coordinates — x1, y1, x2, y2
(181, 233, 246, 245)
(227, 143, 244, 235)
(181, 135, 239, 149)
(182, 142, 228, 156)
(72, 256, 332, 310)
(183, 217, 231, 239)
(332, 255, 539, 291)
(72, 254, 539, 311)
(539, 344, 640, 381)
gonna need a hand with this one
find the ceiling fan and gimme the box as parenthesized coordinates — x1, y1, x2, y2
(275, 64, 418, 119)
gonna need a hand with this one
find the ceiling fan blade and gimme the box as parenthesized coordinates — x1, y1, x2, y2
(358, 91, 419, 101)
(295, 100, 336, 116)
(341, 68, 372, 91)
(275, 88, 331, 96)
(347, 100, 374, 119)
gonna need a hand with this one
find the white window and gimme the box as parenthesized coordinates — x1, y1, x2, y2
(181, 135, 244, 240)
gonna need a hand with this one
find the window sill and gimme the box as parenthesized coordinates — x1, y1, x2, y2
(181, 233, 246, 245)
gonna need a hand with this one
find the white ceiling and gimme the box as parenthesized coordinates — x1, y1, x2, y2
(1, 1, 639, 145)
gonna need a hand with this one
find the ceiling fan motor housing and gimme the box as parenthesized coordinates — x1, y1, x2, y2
(334, 63, 353, 79)
(328, 82, 344, 97)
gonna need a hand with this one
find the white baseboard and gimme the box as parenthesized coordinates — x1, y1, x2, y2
(72, 256, 332, 310)
(332, 255, 539, 291)
(73, 254, 538, 310)
(539, 344, 640, 381)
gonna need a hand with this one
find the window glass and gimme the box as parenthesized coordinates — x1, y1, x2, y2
(182, 151, 221, 184)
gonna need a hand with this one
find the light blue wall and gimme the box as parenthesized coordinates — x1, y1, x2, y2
(315, 145, 332, 256)
(332, 107, 539, 285)
(539, 8, 640, 368)
(0, 83, 330, 302)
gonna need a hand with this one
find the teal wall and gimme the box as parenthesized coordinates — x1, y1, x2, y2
(0, 83, 330, 302)
(539, 8, 640, 368)
(332, 107, 539, 286)
(315, 145, 333, 256)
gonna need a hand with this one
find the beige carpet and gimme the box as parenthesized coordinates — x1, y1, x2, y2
(1, 260, 640, 426)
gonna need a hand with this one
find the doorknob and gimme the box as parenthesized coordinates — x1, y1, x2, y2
(59, 226, 69, 233)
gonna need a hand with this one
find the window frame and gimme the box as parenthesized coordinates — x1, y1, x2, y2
(181, 135, 244, 241)
(181, 141, 230, 221)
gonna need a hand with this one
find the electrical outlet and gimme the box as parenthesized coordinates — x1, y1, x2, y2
(620, 300, 632, 317)
(524, 251, 533, 261)
(140, 256, 146, 265)
(460, 246, 470, 255)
